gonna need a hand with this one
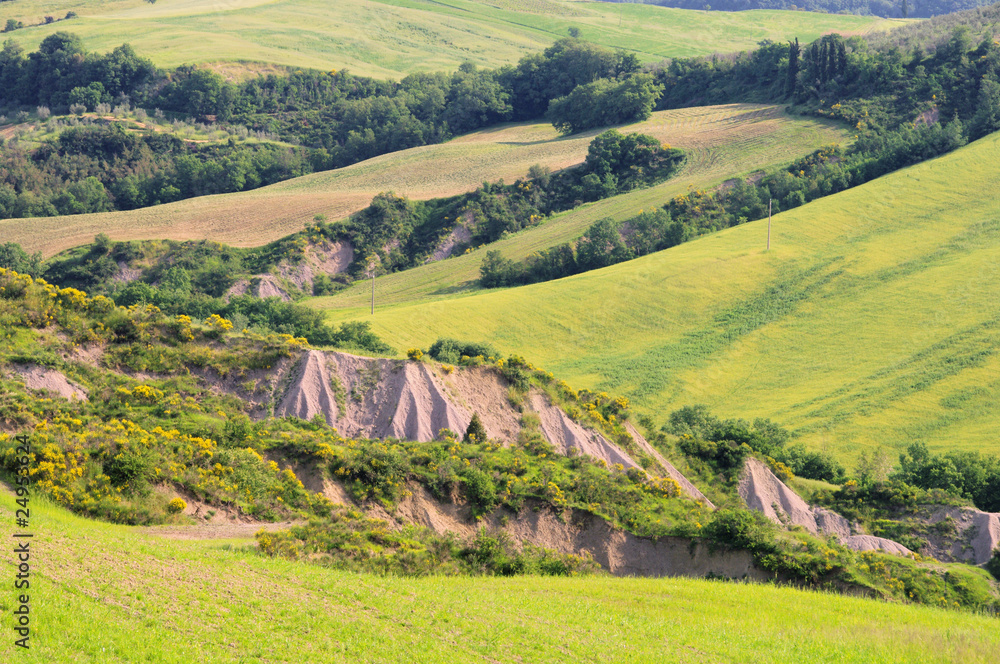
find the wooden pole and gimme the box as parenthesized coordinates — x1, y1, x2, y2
(370, 273, 375, 315)
(767, 198, 772, 251)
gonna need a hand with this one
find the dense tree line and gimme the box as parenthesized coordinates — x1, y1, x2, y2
(0, 123, 318, 217)
(0, 34, 663, 218)
(610, 0, 995, 19)
(0, 33, 156, 108)
(654, 23, 1000, 139)
(0, 34, 654, 150)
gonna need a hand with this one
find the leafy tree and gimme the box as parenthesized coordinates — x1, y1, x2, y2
(68, 81, 107, 110)
(970, 78, 1000, 139)
(479, 250, 519, 288)
(444, 64, 511, 134)
(575, 218, 630, 271)
(546, 74, 663, 134)
(163, 67, 236, 119)
(0, 243, 42, 277)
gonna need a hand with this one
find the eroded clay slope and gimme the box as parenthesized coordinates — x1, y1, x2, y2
(329, 351, 469, 441)
(739, 457, 852, 538)
(6, 363, 88, 401)
(308, 473, 767, 581)
(842, 535, 913, 556)
(921, 506, 1000, 565)
(528, 392, 638, 469)
(277, 350, 340, 423)
(273, 350, 711, 503)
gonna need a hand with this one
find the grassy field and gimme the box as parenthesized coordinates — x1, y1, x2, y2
(1, 488, 995, 663)
(0, 0, 906, 78)
(4, 104, 850, 258)
(313, 132, 1000, 463)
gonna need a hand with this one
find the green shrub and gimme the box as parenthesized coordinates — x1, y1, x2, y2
(333, 441, 411, 506)
(103, 445, 155, 496)
(677, 434, 751, 472)
(428, 338, 498, 363)
(985, 548, 1000, 581)
(461, 467, 498, 516)
(702, 507, 776, 554)
(222, 415, 254, 447)
(499, 355, 530, 391)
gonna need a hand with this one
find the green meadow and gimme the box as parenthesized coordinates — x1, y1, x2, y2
(0, 489, 995, 663)
(313, 132, 1000, 463)
(0, 0, 905, 78)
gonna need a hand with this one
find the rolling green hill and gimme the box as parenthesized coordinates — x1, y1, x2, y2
(313, 131, 1000, 463)
(0, 0, 905, 78)
(2, 104, 849, 258)
(1, 490, 995, 663)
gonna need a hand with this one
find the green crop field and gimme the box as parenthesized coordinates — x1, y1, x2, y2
(0, 0, 906, 78)
(0, 489, 995, 663)
(313, 132, 1000, 463)
(3, 104, 849, 258)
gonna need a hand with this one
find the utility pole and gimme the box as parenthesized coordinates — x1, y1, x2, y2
(767, 198, 772, 251)
(371, 273, 375, 315)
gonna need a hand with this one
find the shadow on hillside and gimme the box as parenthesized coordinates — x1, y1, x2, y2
(429, 281, 479, 297)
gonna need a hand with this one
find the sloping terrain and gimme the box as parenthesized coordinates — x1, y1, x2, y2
(324, 132, 1000, 461)
(2, 489, 996, 663)
(4, 105, 849, 258)
(0, 0, 901, 77)
(308, 104, 850, 310)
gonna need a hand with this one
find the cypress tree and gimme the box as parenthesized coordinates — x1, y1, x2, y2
(464, 412, 488, 443)
(808, 42, 820, 82)
(787, 38, 800, 97)
(826, 37, 837, 81)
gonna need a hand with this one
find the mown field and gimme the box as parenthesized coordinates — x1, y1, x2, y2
(314, 132, 1000, 462)
(0, 489, 995, 663)
(3, 104, 849, 258)
(0, 0, 906, 78)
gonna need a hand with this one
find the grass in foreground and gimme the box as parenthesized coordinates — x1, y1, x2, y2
(4, 104, 848, 258)
(0, 489, 995, 663)
(0, 0, 904, 78)
(314, 132, 1000, 462)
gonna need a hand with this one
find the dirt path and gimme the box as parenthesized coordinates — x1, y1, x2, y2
(142, 521, 299, 540)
